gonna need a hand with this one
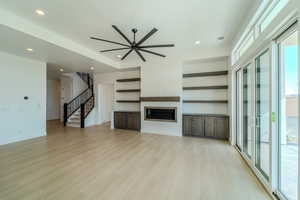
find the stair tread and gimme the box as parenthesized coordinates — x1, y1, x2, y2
(68, 121, 80, 124)
(69, 117, 80, 120)
(68, 119, 80, 122)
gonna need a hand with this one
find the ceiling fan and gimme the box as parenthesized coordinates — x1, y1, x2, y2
(90, 25, 175, 62)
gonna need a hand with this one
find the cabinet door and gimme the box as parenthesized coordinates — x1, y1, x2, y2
(114, 112, 127, 129)
(215, 117, 229, 139)
(191, 116, 205, 137)
(183, 116, 193, 136)
(127, 113, 140, 131)
(205, 117, 216, 138)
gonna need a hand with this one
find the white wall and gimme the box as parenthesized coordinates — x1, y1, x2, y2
(70, 73, 88, 97)
(46, 79, 60, 120)
(141, 59, 182, 136)
(182, 57, 229, 115)
(94, 72, 114, 123)
(98, 84, 114, 124)
(0, 51, 46, 145)
(60, 76, 72, 121)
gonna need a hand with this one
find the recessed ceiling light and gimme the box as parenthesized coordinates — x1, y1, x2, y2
(195, 41, 201, 45)
(117, 55, 122, 58)
(90, 67, 94, 70)
(35, 9, 45, 16)
(218, 36, 225, 41)
(26, 48, 33, 52)
(60, 69, 64, 72)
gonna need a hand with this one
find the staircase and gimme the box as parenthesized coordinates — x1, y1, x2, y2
(66, 110, 81, 127)
(64, 72, 95, 128)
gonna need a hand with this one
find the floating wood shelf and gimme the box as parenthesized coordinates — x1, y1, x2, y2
(140, 96, 180, 102)
(116, 89, 141, 93)
(183, 85, 228, 90)
(116, 78, 140, 82)
(116, 100, 141, 103)
(183, 71, 228, 78)
(183, 100, 228, 103)
(183, 113, 229, 117)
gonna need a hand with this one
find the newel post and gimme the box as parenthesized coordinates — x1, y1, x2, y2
(80, 103, 85, 128)
(63, 103, 68, 127)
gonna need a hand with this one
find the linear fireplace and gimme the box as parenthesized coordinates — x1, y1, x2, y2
(144, 107, 177, 122)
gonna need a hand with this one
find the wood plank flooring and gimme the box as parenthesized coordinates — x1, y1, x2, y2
(0, 120, 271, 200)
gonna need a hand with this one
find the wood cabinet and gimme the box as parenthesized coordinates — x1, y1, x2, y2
(114, 111, 141, 131)
(191, 116, 205, 137)
(183, 115, 193, 136)
(214, 117, 229, 139)
(183, 114, 229, 140)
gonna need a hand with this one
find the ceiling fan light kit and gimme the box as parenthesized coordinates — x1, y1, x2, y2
(91, 25, 175, 62)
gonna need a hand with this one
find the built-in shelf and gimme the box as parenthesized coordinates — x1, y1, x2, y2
(116, 100, 141, 103)
(116, 89, 141, 93)
(183, 85, 228, 90)
(183, 71, 228, 78)
(115, 111, 141, 113)
(183, 100, 228, 104)
(140, 96, 180, 102)
(116, 78, 141, 82)
(183, 113, 229, 117)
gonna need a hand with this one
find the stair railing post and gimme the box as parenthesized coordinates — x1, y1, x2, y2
(80, 103, 85, 128)
(63, 103, 68, 126)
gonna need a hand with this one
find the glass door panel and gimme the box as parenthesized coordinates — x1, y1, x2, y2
(255, 50, 271, 179)
(278, 30, 298, 200)
(236, 69, 243, 150)
(243, 65, 252, 158)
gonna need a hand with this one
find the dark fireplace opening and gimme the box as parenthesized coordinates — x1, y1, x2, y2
(144, 107, 177, 122)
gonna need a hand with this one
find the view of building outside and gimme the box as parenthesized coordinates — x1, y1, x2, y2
(286, 95, 298, 144)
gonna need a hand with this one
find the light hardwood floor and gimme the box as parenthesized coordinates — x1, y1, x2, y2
(0, 120, 271, 200)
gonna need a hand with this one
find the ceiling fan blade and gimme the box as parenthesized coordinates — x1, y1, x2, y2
(112, 25, 132, 45)
(100, 47, 130, 52)
(90, 37, 130, 47)
(138, 49, 166, 58)
(121, 49, 133, 60)
(136, 28, 158, 46)
(134, 49, 146, 62)
(138, 44, 175, 48)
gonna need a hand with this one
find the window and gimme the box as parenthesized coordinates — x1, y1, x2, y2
(260, 0, 290, 32)
(240, 31, 255, 56)
(255, 50, 271, 179)
(231, 0, 291, 65)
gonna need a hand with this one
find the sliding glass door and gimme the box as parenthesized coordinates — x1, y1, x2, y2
(243, 64, 252, 158)
(277, 29, 298, 200)
(234, 21, 298, 200)
(236, 69, 243, 150)
(255, 50, 271, 180)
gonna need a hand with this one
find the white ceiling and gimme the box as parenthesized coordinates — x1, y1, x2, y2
(0, 0, 258, 69)
(0, 25, 116, 73)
